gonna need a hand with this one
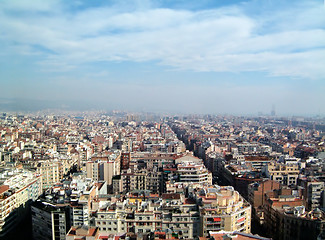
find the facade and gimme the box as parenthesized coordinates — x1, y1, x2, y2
(70, 203, 89, 227)
(30, 173, 103, 239)
(244, 156, 271, 171)
(193, 185, 251, 238)
(120, 152, 131, 170)
(31, 201, 69, 240)
(301, 178, 325, 210)
(263, 187, 307, 239)
(218, 161, 263, 199)
(248, 179, 281, 224)
(94, 202, 129, 234)
(86, 160, 117, 185)
(0, 168, 42, 238)
(277, 207, 325, 240)
(177, 161, 212, 185)
(264, 196, 325, 240)
(160, 193, 200, 239)
(86, 151, 120, 186)
(93, 193, 200, 239)
(36, 160, 60, 190)
(112, 175, 122, 194)
(131, 152, 179, 169)
(264, 161, 299, 186)
(121, 168, 163, 194)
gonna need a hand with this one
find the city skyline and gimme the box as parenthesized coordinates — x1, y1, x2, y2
(1, 0, 325, 116)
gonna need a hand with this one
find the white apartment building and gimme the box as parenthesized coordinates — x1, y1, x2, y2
(0, 168, 42, 237)
(177, 161, 212, 185)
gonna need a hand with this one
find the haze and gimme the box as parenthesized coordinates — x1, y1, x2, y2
(1, 0, 325, 116)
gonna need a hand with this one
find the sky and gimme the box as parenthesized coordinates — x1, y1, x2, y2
(1, 0, 325, 116)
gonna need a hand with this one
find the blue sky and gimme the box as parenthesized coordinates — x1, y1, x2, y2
(1, 0, 324, 115)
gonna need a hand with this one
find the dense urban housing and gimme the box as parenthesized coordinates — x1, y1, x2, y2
(0, 112, 324, 240)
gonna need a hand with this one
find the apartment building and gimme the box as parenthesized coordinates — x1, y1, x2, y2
(300, 178, 325, 210)
(244, 156, 271, 171)
(93, 193, 200, 239)
(70, 202, 89, 227)
(160, 193, 200, 239)
(263, 188, 324, 240)
(0, 168, 42, 238)
(121, 168, 163, 194)
(31, 201, 69, 240)
(264, 161, 299, 186)
(177, 161, 212, 185)
(247, 179, 281, 224)
(194, 185, 251, 237)
(218, 161, 263, 199)
(86, 151, 121, 186)
(35, 160, 60, 190)
(94, 201, 129, 234)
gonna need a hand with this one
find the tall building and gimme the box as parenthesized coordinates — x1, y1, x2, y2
(31, 201, 70, 240)
(0, 168, 42, 238)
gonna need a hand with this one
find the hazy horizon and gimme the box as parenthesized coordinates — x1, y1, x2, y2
(1, 0, 324, 116)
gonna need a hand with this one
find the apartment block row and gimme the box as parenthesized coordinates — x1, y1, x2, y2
(29, 172, 251, 240)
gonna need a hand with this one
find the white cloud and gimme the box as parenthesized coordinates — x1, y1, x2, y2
(0, 0, 324, 79)
(0, 0, 59, 12)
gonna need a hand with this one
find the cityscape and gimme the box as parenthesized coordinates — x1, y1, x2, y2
(0, 112, 324, 239)
(1, 0, 325, 239)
